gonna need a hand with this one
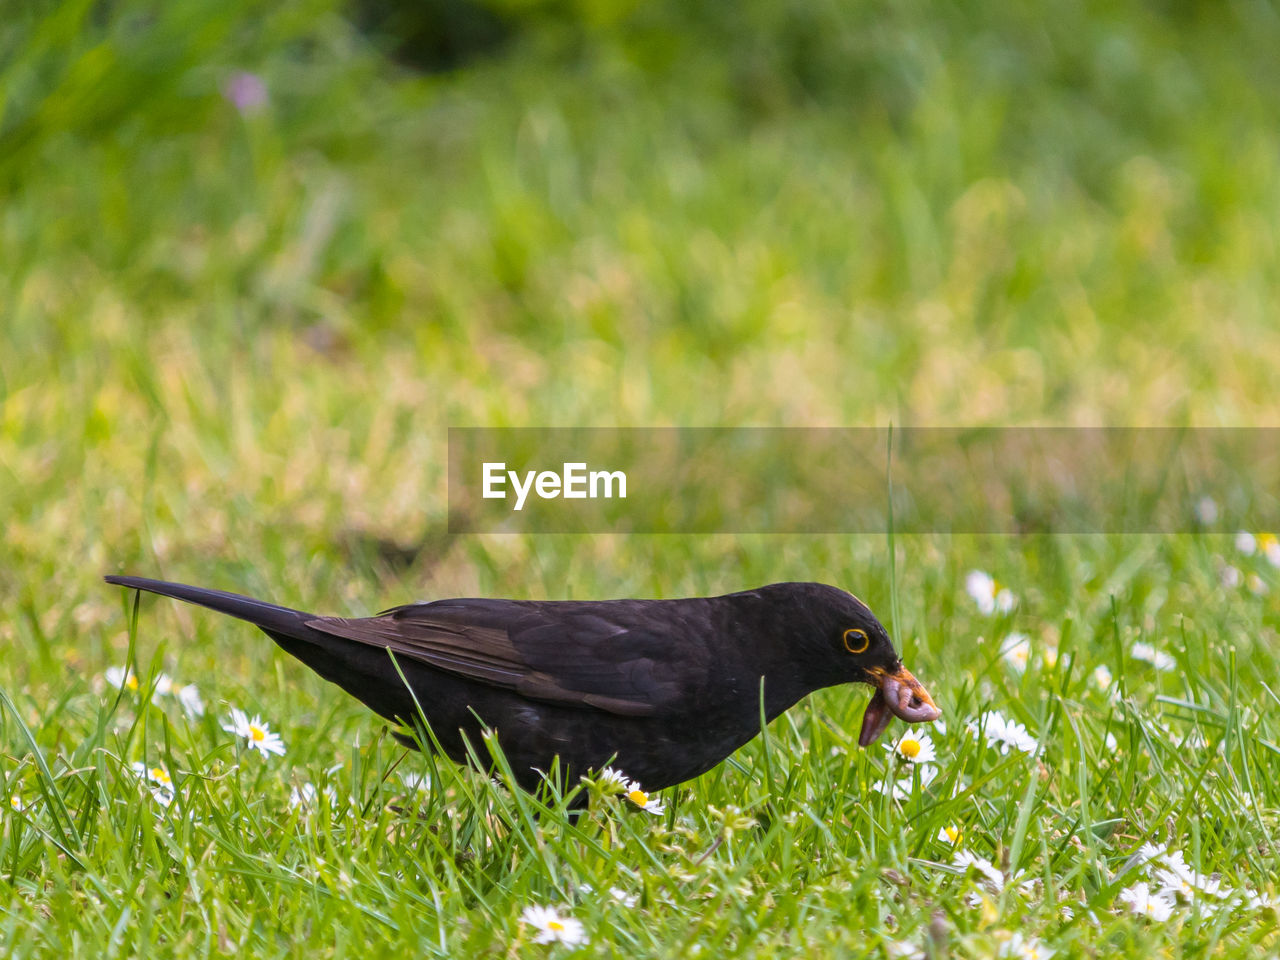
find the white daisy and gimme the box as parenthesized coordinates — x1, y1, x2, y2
(129, 761, 176, 807)
(1000, 633, 1032, 672)
(937, 824, 963, 845)
(1092, 665, 1113, 689)
(519, 905, 587, 945)
(885, 940, 926, 959)
(1236, 531, 1257, 555)
(592, 766, 630, 793)
(1259, 533, 1280, 566)
(1235, 890, 1280, 911)
(888, 731, 937, 764)
(1130, 642, 1175, 672)
(289, 782, 337, 810)
(1157, 851, 1226, 897)
(1117, 882, 1175, 921)
(578, 883, 638, 907)
(177, 684, 205, 717)
(623, 780, 665, 815)
(965, 571, 1015, 615)
(1127, 842, 1167, 873)
(1220, 565, 1243, 589)
(1155, 866, 1223, 901)
(605, 886, 637, 907)
(9, 794, 25, 812)
(971, 712, 1038, 755)
(999, 932, 1054, 959)
(104, 666, 140, 693)
(222, 708, 286, 757)
(952, 851, 1007, 892)
(874, 763, 937, 800)
(399, 770, 431, 792)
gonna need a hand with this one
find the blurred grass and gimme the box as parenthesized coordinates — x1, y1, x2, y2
(2, 0, 1280, 957)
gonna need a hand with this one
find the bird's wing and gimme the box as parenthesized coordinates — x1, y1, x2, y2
(305, 599, 701, 717)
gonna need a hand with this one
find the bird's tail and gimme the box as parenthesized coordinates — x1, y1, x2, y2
(103, 575, 316, 640)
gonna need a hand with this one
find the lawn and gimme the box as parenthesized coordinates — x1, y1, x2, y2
(2, 1, 1279, 956)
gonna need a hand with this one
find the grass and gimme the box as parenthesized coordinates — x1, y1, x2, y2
(3, 0, 1280, 956)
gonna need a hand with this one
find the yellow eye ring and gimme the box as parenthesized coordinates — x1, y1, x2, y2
(843, 628, 870, 654)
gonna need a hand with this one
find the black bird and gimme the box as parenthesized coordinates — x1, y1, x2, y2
(104, 576, 940, 794)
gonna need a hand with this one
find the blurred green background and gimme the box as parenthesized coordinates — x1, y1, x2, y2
(5, 0, 1280, 602)
(3, 2, 1280, 955)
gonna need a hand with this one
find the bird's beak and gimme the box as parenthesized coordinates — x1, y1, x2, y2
(858, 665, 941, 747)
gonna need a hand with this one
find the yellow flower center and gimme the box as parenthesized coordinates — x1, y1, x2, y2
(944, 826, 961, 843)
(1260, 533, 1278, 551)
(627, 789, 649, 806)
(898, 739, 921, 759)
(125, 675, 139, 691)
(547, 920, 564, 932)
(249, 725, 266, 742)
(9, 796, 20, 808)
(150, 767, 171, 785)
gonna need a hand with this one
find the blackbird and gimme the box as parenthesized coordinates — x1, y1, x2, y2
(104, 576, 940, 794)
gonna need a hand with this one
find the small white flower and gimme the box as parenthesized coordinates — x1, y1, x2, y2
(606, 886, 637, 907)
(953, 851, 1007, 892)
(965, 571, 1015, 615)
(591, 766, 630, 793)
(1236, 531, 1257, 555)
(129, 761, 175, 807)
(519, 905, 587, 945)
(1092, 665, 1113, 689)
(1104, 732, 1119, 752)
(1220, 565, 1243, 589)
(1130, 642, 1175, 672)
(1001, 633, 1032, 672)
(289, 782, 337, 810)
(999, 932, 1054, 959)
(888, 731, 937, 764)
(970, 712, 1038, 755)
(874, 763, 937, 800)
(1128, 841, 1167, 871)
(399, 770, 431, 792)
(222, 708, 286, 757)
(1248, 574, 1269, 596)
(1157, 850, 1226, 896)
(9, 794, 25, 812)
(1155, 866, 1223, 901)
(1259, 533, 1280, 566)
(1117, 882, 1176, 921)
(105, 666, 140, 693)
(1235, 889, 1280, 911)
(580, 883, 639, 908)
(623, 780, 665, 815)
(937, 824, 963, 845)
(177, 684, 205, 717)
(885, 940, 926, 959)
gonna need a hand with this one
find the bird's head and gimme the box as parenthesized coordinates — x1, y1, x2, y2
(766, 583, 942, 746)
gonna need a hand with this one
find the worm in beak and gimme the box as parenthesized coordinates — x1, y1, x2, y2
(858, 664, 941, 747)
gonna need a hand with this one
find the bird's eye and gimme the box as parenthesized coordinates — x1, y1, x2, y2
(843, 628, 870, 654)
